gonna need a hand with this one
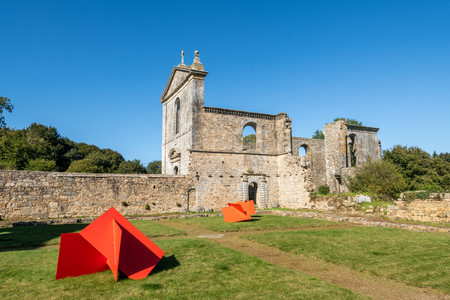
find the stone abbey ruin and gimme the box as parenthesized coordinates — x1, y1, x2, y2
(160, 51, 381, 211)
(0, 51, 385, 220)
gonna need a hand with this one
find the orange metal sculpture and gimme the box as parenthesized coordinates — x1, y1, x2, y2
(236, 200, 255, 216)
(222, 200, 255, 222)
(56, 207, 165, 281)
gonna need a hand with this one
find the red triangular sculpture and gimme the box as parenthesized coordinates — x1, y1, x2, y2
(222, 201, 253, 222)
(56, 207, 165, 281)
(236, 200, 256, 216)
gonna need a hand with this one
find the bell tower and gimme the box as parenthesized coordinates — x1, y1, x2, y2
(160, 51, 208, 175)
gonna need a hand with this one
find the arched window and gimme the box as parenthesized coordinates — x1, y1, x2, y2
(175, 98, 180, 134)
(299, 145, 307, 156)
(174, 166, 179, 175)
(243, 123, 256, 151)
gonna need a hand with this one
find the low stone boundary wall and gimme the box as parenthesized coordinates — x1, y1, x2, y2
(387, 199, 449, 224)
(0, 170, 195, 221)
(268, 210, 449, 234)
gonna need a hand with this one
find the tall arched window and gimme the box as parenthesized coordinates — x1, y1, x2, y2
(174, 166, 179, 175)
(243, 123, 256, 151)
(175, 98, 180, 134)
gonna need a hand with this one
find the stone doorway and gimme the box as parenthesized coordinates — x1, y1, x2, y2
(248, 182, 258, 205)
(187, 189, 196, 211)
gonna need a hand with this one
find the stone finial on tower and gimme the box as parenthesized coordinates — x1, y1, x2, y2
(191, 50, 204, 71)
(178, 50, 187, 67)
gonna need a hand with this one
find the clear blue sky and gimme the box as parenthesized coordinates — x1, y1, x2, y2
(1, 0, 449, 165)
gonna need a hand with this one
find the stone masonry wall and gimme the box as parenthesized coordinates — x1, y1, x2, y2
(277, 154, 313, 208)
(387, 199, 449, 223)
(323, 121, 347, 193)
(198, 108, 290, 154)
(188, 150, 281, 210)
(0, 171, 195, 221)
(292, 137, 326, 189)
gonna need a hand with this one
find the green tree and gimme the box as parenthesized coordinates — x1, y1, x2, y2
(116, 160, 147, 174)
(334, 117, 362, 126)
(243, 134, 256, 149)
(147, 160, 162, 174)
(0, 96, 14, 128)
(312, 130, 324, 139)
(383, 145, 450, 191)
(346, 159, 407, 200)
(0, 128, 30, 169)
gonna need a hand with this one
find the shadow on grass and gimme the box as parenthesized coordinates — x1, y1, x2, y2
(245, 215, 262, 222)
(152, 254, 181, 275)
(0, 223, 88, 251)
(104, 255, 180, 282)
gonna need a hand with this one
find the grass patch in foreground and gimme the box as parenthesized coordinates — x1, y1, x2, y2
(244, 226, 450, 293)
(0, 220, 184, 249)
(173, 214, 339, 232)
(0, 238, 367, 299)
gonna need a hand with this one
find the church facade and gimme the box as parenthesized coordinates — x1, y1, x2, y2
(160, 51, 381, 211)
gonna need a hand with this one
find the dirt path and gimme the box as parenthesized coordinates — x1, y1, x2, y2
(156, 220, 449, 300)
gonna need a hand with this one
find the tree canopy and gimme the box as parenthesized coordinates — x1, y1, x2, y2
(0, 96, 14, 128)
(147, 160, 162, 174)
(383, 145, 450, 191)
(0, 123, 149, 174)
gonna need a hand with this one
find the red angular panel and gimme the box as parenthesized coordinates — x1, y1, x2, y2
(55, 233, 108, 280)
(237, 200, 255, 216)
(56, 207, 165, 281)
(222, 203, 251, 222)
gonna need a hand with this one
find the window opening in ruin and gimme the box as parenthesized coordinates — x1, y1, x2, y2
(334, 175, 342, 194)
(348, 134, 357, 167)
(175, 98, 180, 134)
(299, 145, 307, 156)
(174, 166, 179, 175)
(243, 123, 256, 151)
(248, 182, 258, 205)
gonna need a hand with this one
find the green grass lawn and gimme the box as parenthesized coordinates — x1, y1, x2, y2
(244, 226, 450, 293)
(172, 215, 339, 232)
(0, 238, 367, 299)
(0, 220, 185, 249)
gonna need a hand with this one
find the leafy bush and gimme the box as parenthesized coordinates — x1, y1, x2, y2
(415, 191, 431, 200)
(346, 159, 407, 200)
(25, 159, 57, 171)
(116, 160, 147, 174)
(66, 158, 103, 173)
(318, 185, 330, 195)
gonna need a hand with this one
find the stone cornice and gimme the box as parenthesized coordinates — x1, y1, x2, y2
(203, 106, 287, 120)
(160, 66, 208, 103)
(346, 124, 379, 133)
(188, 148, 291, 157)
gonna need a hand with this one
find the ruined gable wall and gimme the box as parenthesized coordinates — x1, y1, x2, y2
(0, 171, 194, 221)
(346, 125, 381, 166)
(292, 137, 326, 189)
(197, 107, 290, 154)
